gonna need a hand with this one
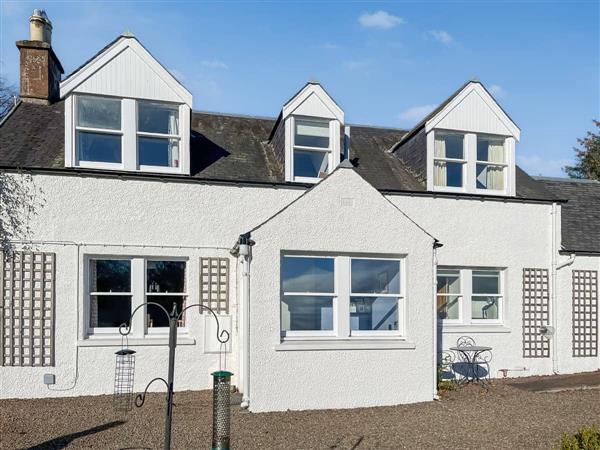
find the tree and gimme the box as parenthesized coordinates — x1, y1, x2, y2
(564, 120, 600, 181)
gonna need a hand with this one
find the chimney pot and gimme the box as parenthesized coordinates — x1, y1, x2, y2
(29, 9, 52, 44)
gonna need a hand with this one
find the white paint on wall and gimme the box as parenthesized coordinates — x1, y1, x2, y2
(247, 168, 436, 412)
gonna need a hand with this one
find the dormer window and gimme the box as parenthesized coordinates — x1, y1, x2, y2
(292, 118, 332, 180)
(433, 132, 465, 188)
(476, 135, 506, 191)
(76, 95, 122, 165)
(137, 101, 181, 169)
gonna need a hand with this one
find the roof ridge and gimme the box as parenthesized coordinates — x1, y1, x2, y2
(534, 176, 600, 184)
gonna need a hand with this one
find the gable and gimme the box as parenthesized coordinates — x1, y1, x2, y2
(282, 83, 343, 122)
(250, 166, 437, 247)
(425, 83, 519, 140)
(60, 36, 192, 106)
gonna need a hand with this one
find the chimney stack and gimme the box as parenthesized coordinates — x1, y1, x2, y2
(16, 9, 64, 104)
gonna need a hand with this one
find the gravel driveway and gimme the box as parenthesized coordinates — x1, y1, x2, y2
(1, 376, 599, 449)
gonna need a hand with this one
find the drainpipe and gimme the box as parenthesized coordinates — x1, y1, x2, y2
(432, 240, 443, 400)
(233, 233, 252, 409)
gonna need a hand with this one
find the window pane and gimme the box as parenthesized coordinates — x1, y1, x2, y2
(295, 119, 329, 148)
(351, 259, 400, 294)
(473, 271, 500, 294)
(90, 295, 131, 328)
(477, 136, 505, 163)
(147, 261, 186, 293)
(437, 295, 460, 320)
(281, 296, 333, 331)
(147, 295, 186, 327)
(78, 131, 122, 163)
(472, 296, 500, 320)
(437, 270, 460, 294)
(282, 257, 334, 293)
(77, 96, 121, 130)
(90, 260, 131, 292)
(350, 297, 398, 331)
(293, 150, 328, 178)
(138, 102, 179, 135)
(434, 161, 463, 187)
(434, 133, 464, 159)
(476, 164, 504, 190)
(138, 137, 180, 167)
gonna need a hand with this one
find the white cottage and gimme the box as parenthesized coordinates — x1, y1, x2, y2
(0, 11, 598, 412)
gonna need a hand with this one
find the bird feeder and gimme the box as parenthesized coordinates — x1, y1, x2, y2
(211, 370, 233, 450)
(113, 348, 136, 412)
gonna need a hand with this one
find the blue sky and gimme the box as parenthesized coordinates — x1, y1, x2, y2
(1, 0, 598, 176)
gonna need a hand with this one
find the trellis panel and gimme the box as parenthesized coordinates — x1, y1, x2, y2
(522, 268, 550, 358)
(572, 270, 598, 357)
(1, 251, 55, 366)
(200, 258, 229, 315)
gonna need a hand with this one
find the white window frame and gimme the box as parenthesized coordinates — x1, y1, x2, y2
(474, 134, 508, 195)
(137, 101, 185, 174)
(290, 116, 335, 183)
(437, 267, 504, 326)
(70, 94, 188, 175)
(74, 94, 124, 170)
(85, 255, 189, 339)
(281, 254, 406, 340)
(432, 130, 467, 192)
(428, 130, 513, 196)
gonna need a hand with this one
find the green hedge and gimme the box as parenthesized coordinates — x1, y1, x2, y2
(558, 425, 600, 450)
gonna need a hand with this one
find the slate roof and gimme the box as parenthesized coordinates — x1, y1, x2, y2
(535, 177, 600, 254)
(0, 99, 554, 200)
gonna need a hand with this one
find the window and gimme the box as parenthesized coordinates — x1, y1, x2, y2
(433, 132, 465, 188)
(76, 96, 122, 165)
(281, 256, 335, 333)
(476, 135, 506, 190)
(350, 259, 400, 333)
(73, 95, 185, 173)
(137, 102, 181, 168)
(86, 257, 187, 337)
(292, 118, 332, 180)
(281, 255, 404, 338)
(89, 259, 132, 331)
(437, 267, 503, 325)
(146, 260, 187, 329)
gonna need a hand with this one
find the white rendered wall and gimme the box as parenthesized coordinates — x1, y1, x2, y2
(0, 173, 302, 399)
(386, 195, 600, 378)
(248, 169, 436, 412)
(555, 255, 600, 374)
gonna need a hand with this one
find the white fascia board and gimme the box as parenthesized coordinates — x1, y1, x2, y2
(425, 82, 520, 141)
(282, 83, 344, 123)
(59, 37, 193, 107)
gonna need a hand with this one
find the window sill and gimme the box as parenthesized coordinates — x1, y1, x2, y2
(440, 325, 510, 334)
(275, 338, 416, 351)
(79, 335, 196, 347)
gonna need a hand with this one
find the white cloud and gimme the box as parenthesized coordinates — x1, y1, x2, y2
(397, 104, 437, 125)
(489, 84, 506, 98)
(321, 43, 341, 50)
(359, 11, 404, 29)
(517, 154, 572, 177)
(344, 60, 370, 71)
(428, 30, 453, 45)
(201, 59, 228, 70)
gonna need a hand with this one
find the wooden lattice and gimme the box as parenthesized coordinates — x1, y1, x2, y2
(522, 268, 550, 358)
(1, 251, 55, 366)
(572, 270, 598, 357)
(200, 258, 229, 314)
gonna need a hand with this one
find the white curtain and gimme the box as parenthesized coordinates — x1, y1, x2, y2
(486, 140, 505, 189)
(434, 137, 447, 186)
(168, 110, 180, 167)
